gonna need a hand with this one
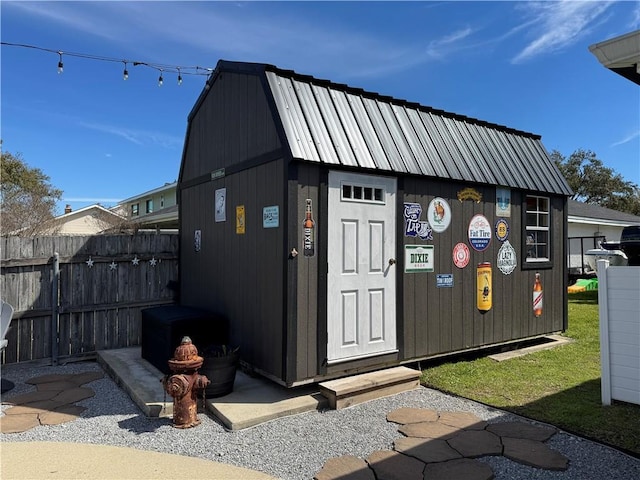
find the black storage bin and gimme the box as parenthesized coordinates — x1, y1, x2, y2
(141, 305, 228, 374)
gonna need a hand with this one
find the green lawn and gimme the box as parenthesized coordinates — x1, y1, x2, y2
(421, 290, 640, 456)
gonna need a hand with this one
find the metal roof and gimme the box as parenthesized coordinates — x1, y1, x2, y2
(259, 66, 572, 196)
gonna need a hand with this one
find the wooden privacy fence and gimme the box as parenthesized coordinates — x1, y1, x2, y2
(0, 234, 179, 365)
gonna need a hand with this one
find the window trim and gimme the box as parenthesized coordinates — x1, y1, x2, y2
(145, 199, 154, 214)
(131, 203, 139, 217)
(522, 195, 553, 269)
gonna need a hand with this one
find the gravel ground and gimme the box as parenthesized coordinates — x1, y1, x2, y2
(1, 360, 639, 480)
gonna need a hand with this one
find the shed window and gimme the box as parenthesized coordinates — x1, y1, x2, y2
(131, 203, 139, 216)
(525, 195, 550, 263)
(341, 183, 385, 204)
(146, 199, 153, 214)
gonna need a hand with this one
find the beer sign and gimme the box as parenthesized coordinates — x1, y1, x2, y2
(468, 214, 492, 252)
(404, 245, 434, 273)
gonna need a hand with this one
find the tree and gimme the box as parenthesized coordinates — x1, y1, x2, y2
(551, 149, 640, 216)
(1, 149, 63, 236)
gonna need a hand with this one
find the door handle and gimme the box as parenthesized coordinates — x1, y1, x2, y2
(388, 258, 396, 266)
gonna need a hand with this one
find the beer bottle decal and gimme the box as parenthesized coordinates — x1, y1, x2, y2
(533, 272, 543, 317)
(476, 262, 492, 312)
(303, 199, 315, 257)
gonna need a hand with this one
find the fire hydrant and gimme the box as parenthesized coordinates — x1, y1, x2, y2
(161, 336, 210, 429)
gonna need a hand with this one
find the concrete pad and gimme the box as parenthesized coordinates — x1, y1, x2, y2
(97, 347, 173, 418)
(387, 407, 438, 425)
(1, 441, 278, 480)
(366, 450, 425, 480)
(488, 335, 573, 362)
(314, 455, 375, 480)
(208, 371, 327, 431)
(98, 347, 327, 430)
(423, 458, 494, 480)
(394, 437, 462, 463)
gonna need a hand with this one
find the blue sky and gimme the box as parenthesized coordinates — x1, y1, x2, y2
(2, 1, 639, 215)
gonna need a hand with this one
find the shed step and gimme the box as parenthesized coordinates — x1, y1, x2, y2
(319, 366, 420, 409)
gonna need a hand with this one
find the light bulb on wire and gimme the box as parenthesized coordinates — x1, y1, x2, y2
(123, 62, 129, 80)
(158, 69, 164, 87)
(57, 51, 64, 74)
(177, 68, 183, 86)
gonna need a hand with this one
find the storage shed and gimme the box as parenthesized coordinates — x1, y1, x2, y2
(178, 60, 572, 386)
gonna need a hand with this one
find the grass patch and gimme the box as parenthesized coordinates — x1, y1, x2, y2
(421, 290, 640, 456)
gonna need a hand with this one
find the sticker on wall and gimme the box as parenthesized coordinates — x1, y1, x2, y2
(194, 230, 201, 252)
(303, 199, 315, 256)
(497, 240, 517, 275)
(436, 274, 454, 288)
(477, 262, 492, 312)
(427, 197, 451, 233)
(457, 187, 482, 203)
(453, 242, 470, 269)
(404, 245, 434, 273)
(468, 214, 492, 252)
(236, 205, 245, 234)
(403, 202, 433, 240)
(263, 206, 279, 228)
(495, 219, 509, 242)
(496, 187, 511, 217)
(215, 188, 226, 222)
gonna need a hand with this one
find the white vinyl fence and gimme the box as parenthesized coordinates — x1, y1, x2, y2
(597, 260, 640, 406)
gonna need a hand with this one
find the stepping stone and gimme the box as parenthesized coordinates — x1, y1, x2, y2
(486, 421, 556, 442)
(398, 421, 460, 439)
(51, 387, 95, 404)
(2, 390, 58, 405)
(394, 437, 461, 463)
(447, 430, 503, 458)
(3, 400, 66, 415)
(0, 413, 40, 433)
(314, 455, 375, 480)
(502, 437, 569, 470)
(36, 380, 77, 391)
(366, 450, 425, 480)
(387, 408, 438, 425)
(26, 374, 73, 385)
(438, 411, 487, 430)
(70, 371, 104, 386)
(423, 458, 494, 480)
(39, 405, 86, 426)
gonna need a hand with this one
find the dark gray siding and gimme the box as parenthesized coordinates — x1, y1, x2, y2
(180, 71, 282, 183)
(266, 70, 572, 196)
(401, 179, 567, 360)
(180, 159, 286, 378)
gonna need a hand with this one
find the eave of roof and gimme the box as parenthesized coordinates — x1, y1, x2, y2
(589, 29, 640, 85)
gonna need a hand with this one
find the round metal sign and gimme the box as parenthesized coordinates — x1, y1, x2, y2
(495, 219, 509, 242)
(427, 197, 451, 233)
(453, 242, 470, 269)
(497, 240, 517, 275)
(468, 214, 492, 252)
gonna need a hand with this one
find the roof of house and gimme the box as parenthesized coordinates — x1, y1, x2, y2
(197, 60, 572, 196)
(120, 181, 177, 204)
(568, 199, 640, 226)
(589, 29, 640, 85)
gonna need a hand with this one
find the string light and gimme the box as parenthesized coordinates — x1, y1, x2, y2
(1, 41, 214, 86)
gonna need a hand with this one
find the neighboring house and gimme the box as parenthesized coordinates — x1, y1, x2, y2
(119, 182, 178, 230)
(46, 204, 125, 235)
(567, 199, 640, 275)
(589, 29, 640, 85)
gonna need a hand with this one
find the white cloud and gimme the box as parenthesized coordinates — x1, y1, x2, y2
(511, 1, 614, 64)
(78, 122, 182, 149)
(611, 130, 640, 147)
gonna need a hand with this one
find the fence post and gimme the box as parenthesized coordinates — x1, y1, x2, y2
(597, 259, 610, 405)
(52, 252, 60, 366)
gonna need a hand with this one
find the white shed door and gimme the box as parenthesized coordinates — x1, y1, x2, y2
(327, 171, 397, 363)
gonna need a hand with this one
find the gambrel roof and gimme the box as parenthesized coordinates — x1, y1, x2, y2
(201, 61, 573, 196)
